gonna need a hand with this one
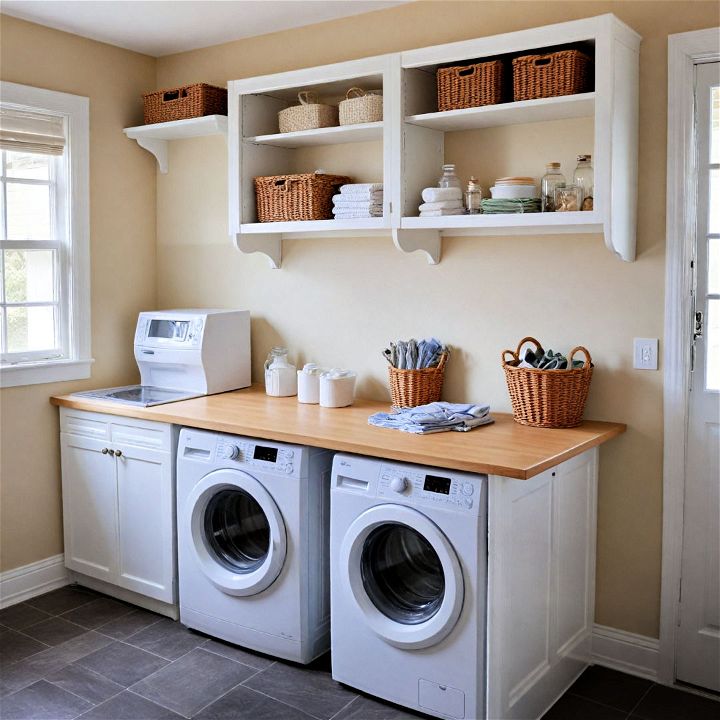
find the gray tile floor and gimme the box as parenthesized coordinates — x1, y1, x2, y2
(1, 585, 718, 720)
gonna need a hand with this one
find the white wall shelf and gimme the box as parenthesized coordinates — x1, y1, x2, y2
(124, 115, 228, 173)
(227, 15, 640, 267)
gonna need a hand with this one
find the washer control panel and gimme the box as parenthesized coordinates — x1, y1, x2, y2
(214, 440, 296, 475)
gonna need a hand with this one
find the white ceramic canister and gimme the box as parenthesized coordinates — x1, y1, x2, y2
(297, 363, 323, 404)
(319, 369, 357, 408)
(266, 353, 298, 397)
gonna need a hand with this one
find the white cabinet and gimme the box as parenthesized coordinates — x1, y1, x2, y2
(60, 408, 177, 607)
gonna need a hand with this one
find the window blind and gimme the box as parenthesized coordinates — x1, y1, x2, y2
(0, 108, 65, 155)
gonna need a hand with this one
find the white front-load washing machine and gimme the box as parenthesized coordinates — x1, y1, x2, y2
(177, 428, 333, 663)
(330, 454, 487, 720)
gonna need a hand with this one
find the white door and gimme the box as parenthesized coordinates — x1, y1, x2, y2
(60, 433, 118, 582)
(676, 60, 720, 692)
(116, 444, 175, 603)
(338, 504, 464, 650)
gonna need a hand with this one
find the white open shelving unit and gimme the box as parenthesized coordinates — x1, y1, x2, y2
(227, 14, 639, 268)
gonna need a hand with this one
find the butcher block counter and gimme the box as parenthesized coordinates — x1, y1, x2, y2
(52, 384, 624, 480)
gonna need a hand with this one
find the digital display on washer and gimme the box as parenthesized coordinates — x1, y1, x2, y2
(423, 474, 451, 495)
(148, 319, 189, 340)
(253, 446, 278, 463)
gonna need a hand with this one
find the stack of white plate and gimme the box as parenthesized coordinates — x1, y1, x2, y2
(490, 176, 538, 199)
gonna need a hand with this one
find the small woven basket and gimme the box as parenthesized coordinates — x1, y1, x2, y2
(254, 172, 352, 222)
(388, 353, 448, 409)
(512, 49, 592, 102)
(437, 60, 504, 112)
(143, 83, 227, 124)
(502, 337, 593, 428)
(339, 87, 383, 125)
(278, 91, 338, 133)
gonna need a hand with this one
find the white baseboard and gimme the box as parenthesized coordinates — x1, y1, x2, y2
(0, 554, 70, 609)
(592, 623, 660, 681)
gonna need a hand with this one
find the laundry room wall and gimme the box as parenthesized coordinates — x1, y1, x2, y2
(154, 0, 719, 639)
(0, 16, 157, 572)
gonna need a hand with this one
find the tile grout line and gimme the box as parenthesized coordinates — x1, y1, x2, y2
(235, 681, 334, 720)
(623, 683, 655, 720)
(95, 615, 165, 642)
(566, 692, 639, 716)
(185, 665, 272, 718)
(328, 693, 360, 719)
(197, 637, 277, 672)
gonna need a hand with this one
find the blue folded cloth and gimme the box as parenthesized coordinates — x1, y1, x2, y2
(369, 402, 494, 434)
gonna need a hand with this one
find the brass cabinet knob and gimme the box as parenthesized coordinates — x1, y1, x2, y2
(115, 449, 122, 458)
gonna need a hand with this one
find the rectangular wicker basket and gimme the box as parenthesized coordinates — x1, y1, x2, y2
(437, 60, 504, 112)
(278, 92, 338, 133)
(339, 88, 383, 126)
(254, 173, 352, 222)
(143, 83, 227, 125)
(512, 49, 592, 102)
(502, 337, 593, 428)
(388, 354, 447, 409)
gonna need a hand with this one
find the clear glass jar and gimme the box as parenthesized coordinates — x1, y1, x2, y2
(438, 164, 462, 189)
(541, 162, 565, 212)
(265, 346, 289, 371)
(464, 176, 483, 214)
(573, 154, 594, 210)
(554, 184, 583, 212)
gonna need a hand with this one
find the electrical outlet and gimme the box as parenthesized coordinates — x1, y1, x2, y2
(633, 338, 659, 370)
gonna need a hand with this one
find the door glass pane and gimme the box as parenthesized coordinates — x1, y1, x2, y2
(706, 298, 720, 391)
(6, 182, 51, 240)
(711, 85, 719, 165)
(204, 489, 270, 572)
(4, 249, 55, 302)
(710, 238, 720, 295)
(5, 151, 50, 181)
(6, 305, 56, 353)
(709, 168, 720, 235)
(361, 523, 445, 625)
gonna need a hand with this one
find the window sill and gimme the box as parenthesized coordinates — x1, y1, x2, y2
(0, 358, 94, 388)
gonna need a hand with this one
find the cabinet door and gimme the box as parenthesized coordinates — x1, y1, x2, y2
(115, 443, 175, 603)
(60, 433, 118, 582)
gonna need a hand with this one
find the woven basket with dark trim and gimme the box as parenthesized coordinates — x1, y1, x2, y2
(388, 353, 447, 409)
(512, 49, 592, 102)
(437, 60, 504, 111)
(502, 336, 593, 428)
(143, 83, 227, 124)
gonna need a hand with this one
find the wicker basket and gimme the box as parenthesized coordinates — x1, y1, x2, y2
(388, 353, 447, 409)
(254, 172, 351, 222)
(512, 49, 592, 102)
(437, 60, 504, 112)
(339, 88, 383, 126)
(143, 84, 227, 125)
(502, 337, 593, 428)
(278, 92, 338, 133)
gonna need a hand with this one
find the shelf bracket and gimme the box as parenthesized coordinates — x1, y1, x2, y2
(233, 233, 282, 269)
(131, 137, 168, 174)
(392, 228, 442, 265)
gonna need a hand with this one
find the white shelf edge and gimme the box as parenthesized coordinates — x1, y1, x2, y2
(124, 115, 228, 173)
(240, 218, 390, 238)
(244, 121, 384, 148)
(405, 93, 596, 132)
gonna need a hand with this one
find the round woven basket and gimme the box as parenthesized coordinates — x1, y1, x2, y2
(388, 353, 447, 409)
(502, 337, 593, 428)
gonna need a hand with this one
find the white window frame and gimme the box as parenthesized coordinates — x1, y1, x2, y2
(0, 82, 92, 387)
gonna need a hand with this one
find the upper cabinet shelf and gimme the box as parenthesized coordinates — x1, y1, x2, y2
(225, 14, 640, 268)
(124, 115, 227, 173)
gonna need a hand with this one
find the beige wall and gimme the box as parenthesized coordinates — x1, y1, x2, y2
(0, 16, 157, 571)
(155, 1, 718, 639)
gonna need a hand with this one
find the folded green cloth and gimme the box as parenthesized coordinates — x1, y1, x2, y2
(481, 198, 541, 214)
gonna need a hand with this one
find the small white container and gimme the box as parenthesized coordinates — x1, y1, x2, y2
(265, 354, 298, 397)
(490, 184, 538, 199)
(297, 363, 323, 404)
(319, 369, 356, 408)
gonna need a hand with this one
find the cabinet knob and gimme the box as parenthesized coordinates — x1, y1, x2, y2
(108, 449, 115, 456)
(115, 449, 122, 458)
(101, 448, 109, 454)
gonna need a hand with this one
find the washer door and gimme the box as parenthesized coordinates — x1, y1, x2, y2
(186, 469, 287, 596)
(339, 504, 464, 649)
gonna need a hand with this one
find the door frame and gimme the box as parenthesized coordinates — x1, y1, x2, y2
(660, 27, 720, 687)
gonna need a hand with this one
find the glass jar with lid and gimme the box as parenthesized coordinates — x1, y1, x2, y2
(573, 154, 594, 210)
(541, 162, 565, 212)
(464, 176, 483, 214)
(438, 164, 462, 189)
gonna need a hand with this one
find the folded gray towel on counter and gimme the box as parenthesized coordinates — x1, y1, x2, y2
(369, 402, 494, 434)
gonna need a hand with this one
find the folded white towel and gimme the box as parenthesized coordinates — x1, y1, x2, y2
(333, 208, 383, 218)
(333, 200, 383, 210)
(421, 187, 463, 203)
(334, 191, 383, 203)
(418, 200, 463, 211)
(340, 183, 383, 194)
(419, 208, 465, 217)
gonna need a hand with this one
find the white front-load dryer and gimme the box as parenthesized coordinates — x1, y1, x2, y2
(330, 454, 487, 720)
(177, 428, 333, 663)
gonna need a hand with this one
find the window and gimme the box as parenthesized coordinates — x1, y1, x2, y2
(0, 82, 90, 387)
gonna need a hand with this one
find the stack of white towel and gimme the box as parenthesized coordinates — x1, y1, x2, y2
(418, 187, 465, 217)
(332, 183, 383, 219)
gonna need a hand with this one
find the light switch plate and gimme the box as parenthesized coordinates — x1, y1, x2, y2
(633, 338, 659, 370)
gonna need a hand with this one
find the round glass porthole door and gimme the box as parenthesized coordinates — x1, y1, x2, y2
(361, 523, 445, 625)
(340, 505, 464, 649)
(187, 469, 287, 597)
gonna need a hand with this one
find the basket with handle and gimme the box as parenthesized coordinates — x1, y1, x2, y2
(278, 91, 338, 133)
(338, 87, 383, 126)
(143, 83, 227, 124)
(502, 336, 593, 428)
(388, 353, 448, 409)
(512, 49, 592, 102)
(437, 59, 504, 111)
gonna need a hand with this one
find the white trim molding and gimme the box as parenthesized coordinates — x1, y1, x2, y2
(592, 624, 660, 681)
(0, 554, 69, 608)
(661, 27, 720, 688)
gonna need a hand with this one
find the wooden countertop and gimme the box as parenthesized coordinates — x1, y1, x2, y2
(51, 385, 625, 480)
